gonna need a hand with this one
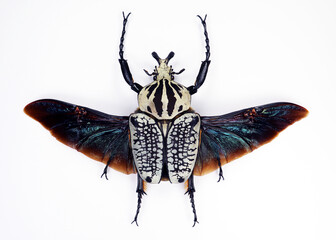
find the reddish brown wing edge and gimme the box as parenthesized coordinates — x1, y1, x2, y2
(24, 99, 135, 175)
(193, 102, 308, 176)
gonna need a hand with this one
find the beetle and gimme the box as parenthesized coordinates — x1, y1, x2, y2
(24, 12, 308, 226)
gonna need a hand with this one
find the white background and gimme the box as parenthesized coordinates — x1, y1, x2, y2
(1, 0, 335, 239)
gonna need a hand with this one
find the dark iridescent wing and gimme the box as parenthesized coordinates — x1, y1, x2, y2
(193, 102, 308, 176)
(24, 99, 135, 174)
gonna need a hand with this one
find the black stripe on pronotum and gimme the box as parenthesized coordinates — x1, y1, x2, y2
(24, 12, 308, 227)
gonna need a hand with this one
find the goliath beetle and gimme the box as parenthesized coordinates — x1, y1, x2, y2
(24, 12, 308, 226)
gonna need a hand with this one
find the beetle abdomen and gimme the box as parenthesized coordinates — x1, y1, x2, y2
(138, 79, 191, 120)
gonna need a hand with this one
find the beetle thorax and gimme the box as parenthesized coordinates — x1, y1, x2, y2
(138, 51, 190, 120)
(138, 79, 191, 120)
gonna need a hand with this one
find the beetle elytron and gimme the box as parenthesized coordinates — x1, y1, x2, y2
(24, 12, 308, 226)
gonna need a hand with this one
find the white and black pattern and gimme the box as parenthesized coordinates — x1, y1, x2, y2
(167, 113, 201, 183)
(129, 113, 164, 183)
(138, 79, 191, 120)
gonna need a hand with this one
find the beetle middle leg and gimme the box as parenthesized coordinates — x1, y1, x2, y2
(188, 15, 211, 95)
(185, 174, 199, 227)
(132, 174, 147, 226)
(118, 12, 143, 93)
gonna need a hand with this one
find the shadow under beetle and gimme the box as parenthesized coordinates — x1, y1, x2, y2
(24, 12, 308, 226)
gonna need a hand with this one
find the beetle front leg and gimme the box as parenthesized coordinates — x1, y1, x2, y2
(185, 174, 199, 227)
(118, 12, 143, 93)
(131, 174, 146, 226)
(188, 15, 211, 95)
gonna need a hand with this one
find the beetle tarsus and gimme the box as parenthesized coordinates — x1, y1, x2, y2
(100, 172, 108, 180)
(216, 157, 225, 182)
(100, 165, 109, 180)
(217, 166, 225, 182)
(132, 174, 146, 226)
(185, 189, 199, 227)
(132, 189, 146, 226)
(185, 174, 199, 227)
(101, 156, 115, 180)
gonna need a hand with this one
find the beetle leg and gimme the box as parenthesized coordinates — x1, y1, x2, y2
(188, 15, 211, 95)
(118, 12, 143, 93)
(185, 174, 199, 227)
(100, 165, 109, 180)
(217, 157, 225, 182)
(100, 155, 114, 180)
(131, 174, 146, 226)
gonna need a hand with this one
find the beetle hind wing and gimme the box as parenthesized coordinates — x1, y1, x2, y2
(194, 102, 308, 176)
(24, 99, 135, 175)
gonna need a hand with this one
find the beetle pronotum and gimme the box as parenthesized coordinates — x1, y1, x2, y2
(24, 12, 308, 226)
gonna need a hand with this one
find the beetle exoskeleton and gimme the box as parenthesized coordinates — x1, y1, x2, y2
(24, 12, 308, 227)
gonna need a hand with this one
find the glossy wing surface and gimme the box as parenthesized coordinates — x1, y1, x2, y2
(193, 102, 308, 176)
(24, 99, 135, 174)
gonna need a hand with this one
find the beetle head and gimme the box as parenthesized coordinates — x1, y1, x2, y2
(144, 51, 185, 81)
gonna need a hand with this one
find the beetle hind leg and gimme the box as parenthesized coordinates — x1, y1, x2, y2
(185, 174, 199, 227)
(131, 174, 147, 226)
(100, 156, 114, 180)
(217, 167, 225, 182)
(217, 157, 225, 182)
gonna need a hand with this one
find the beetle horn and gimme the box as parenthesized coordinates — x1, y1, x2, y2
(152, 52, 161, 64)
(165, 51, 175, 63)
(152, 51, 175, 64)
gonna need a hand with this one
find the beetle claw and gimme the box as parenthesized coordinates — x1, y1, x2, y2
(185, 176, 198, 227)
(132, 180, 146, 227)
(122, 11, 131, 20)
(131, 219, 139, 226)
(100, 167, 109, 180)
(192, 219, 199, 227)
(197, 14, 207, 23)
(217, 167, 225, 182)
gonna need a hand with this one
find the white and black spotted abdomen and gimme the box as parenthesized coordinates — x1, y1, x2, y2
(138, 79, 191, 120)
